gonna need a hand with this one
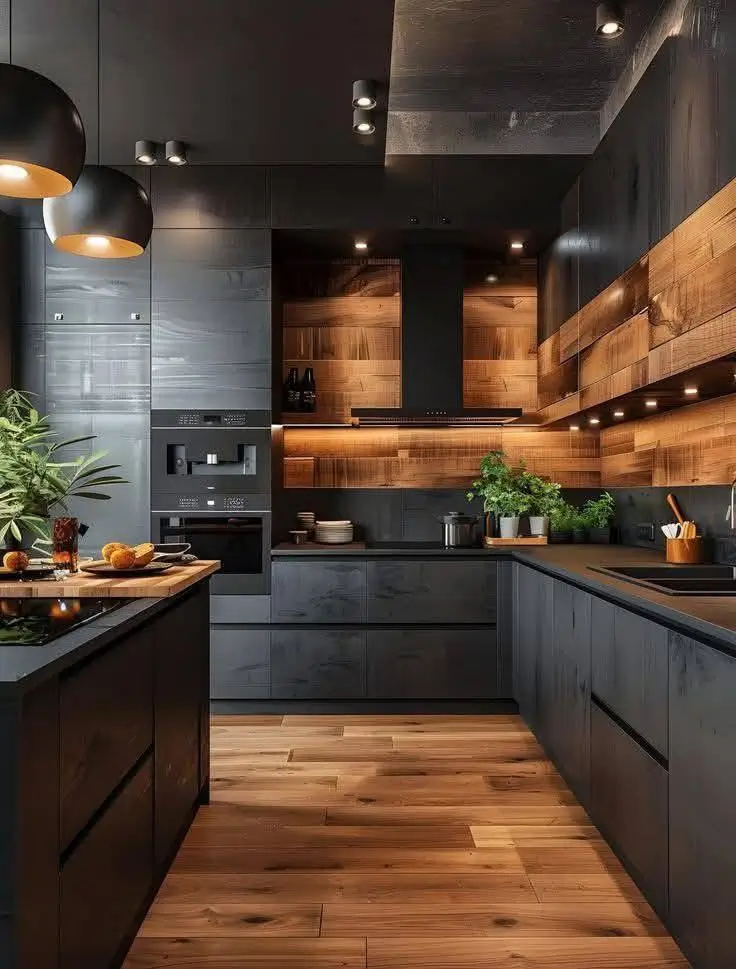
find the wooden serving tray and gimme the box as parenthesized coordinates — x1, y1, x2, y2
(483, 536, 549, 547)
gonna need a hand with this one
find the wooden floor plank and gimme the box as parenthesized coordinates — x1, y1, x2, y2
(183, 823, 476, 849)
(138, 902, 322, 938)
(124, 937, 366, 968)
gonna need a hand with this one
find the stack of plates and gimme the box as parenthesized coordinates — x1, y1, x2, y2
(297, 511, 316, 534)
(314, 520, 354, 544)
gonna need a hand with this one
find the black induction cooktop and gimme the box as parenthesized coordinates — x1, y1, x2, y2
(0, 598, 126, 647)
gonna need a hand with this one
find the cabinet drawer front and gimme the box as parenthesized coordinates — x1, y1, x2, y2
(272, 560, 366, 623)
(211, 628, 270, 699)
(271, 629, 366, 699)
(60, 756, 153, 969)
(591, 705, 668, 916)
(211, 595, 270, 624)
(591, 599, 669, 755)
(367, 628, 499, 700)
(367, 560, 497, 624)
(60, 631, 153, 850)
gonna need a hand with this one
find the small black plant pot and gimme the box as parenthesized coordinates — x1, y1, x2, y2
(549, 530, 573, 544)
(572, 528, 588, 543)
(589, 526, 615, 544)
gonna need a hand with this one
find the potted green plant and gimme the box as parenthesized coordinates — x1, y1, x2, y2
(0, 389, 127, 550)
(521, 472, 562, 537)
(571, 507, 589, 543)
(549, 500, 577, 544)
(466, 450, 530, 539)
(493, 488, 531, 539)
(583, 491, 617, 544)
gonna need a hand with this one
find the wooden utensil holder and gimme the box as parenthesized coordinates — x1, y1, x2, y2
(666, 537, 706, 564)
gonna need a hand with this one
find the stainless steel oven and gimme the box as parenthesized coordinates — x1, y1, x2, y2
(152, 505, 270, 595)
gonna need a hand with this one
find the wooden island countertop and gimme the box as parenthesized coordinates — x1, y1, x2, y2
(0, 559, 220, 598)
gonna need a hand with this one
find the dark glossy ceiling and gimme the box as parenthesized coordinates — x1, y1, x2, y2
(387, 0, 666, 154)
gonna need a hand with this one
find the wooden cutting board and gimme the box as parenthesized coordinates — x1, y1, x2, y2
(0, 560, 220, 598)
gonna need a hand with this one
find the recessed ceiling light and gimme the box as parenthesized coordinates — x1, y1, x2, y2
(684, 386, 699, 396)
(589, 417, 600, 426)
(0, 163, 29, 181)
(135, 139, 157, 165)
(570, 424, 580, 431)
(352, 79, 377, 110)
(354, 240, 368, 251)
(645, 399, 658, 409)
(613, 409, 625, 418)
(510, 240, 524, 251)
(485, 274, 499, 284)
(353, 109, 375, 135)
(596, 1, 625, 37)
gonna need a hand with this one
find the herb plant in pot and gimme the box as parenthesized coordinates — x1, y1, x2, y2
(465, 449, 529, 539)
(522, 474, 562, 538)
(571, 508, 589, 544)
(549, 500, 577, 544)
(583, 491, 616, 544)
(0, 389, 127, 552)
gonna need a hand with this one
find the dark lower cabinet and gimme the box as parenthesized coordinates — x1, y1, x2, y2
(367, 560, 497, 624)
(513, 564, 554, 733)
(367, 628, 498, 700)
(669, 633, 736, 969)
(547, 581, 591, 803)
(272, 560, 366, 623)
(211, 628, 270, 699)
(60, 755, 153, 969)
(271, 629, 366, 699)
(591, 598, 669, 756)
(590, 703, 668, 918)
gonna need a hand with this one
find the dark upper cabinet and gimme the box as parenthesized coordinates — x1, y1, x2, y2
(270, 160, 435, 229)
(151, 166, 269, 228)
(590, 704, 668, 918)
(548, 580, 591, 803)
(513, 564, 554, 736)
(18, 228, 46, 325)
(669, 633, 736, 969)
(590, 599, 669, 757)
(717, 1, 736, 191)
(366, 560, 497, 625)
(271, 560, 366, 624)
(366, 628, 498, 700)
(538, 180, 580, 339)
(271, 629, 366, 699)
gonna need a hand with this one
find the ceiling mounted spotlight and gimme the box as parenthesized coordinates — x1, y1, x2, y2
(352, 79, 377, 110)
(596, 1, 625, 37)
(0, 64, 85, 198)
(485, 274, 499, 284)
(510, 240, 524, 251)
(135, 139, 157, 165)
(354, 240, 368, 251)
(353, 109, 375, 135)
(43, 166, 153, 259)
(165, 140, 188, 165)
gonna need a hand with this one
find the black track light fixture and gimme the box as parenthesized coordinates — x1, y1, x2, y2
(352, 79, 377, 110)
(352, 109, 375, 135)
(596, 1, 625, 37)
(135, 140, 157, 165)
(165, 140, 188, 166)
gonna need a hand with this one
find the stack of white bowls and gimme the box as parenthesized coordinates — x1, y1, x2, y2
(297, 511, 316, 536)
(314, 520, 354, 544)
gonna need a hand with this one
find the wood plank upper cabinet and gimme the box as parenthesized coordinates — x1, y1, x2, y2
(366, 560, 496, 625)
(271, 559, 366, 623)
(590, 599, 669, 756)
(366, 628, 498, 700)
(59, 756, 153, 969)
(590, 704, 668, 918)
(669, 633, 736, 969)
(270, 161, 434, 229)
(271, 629, 366, 699)
(547, 581, 591, 803)
(513, 564, 554, 735)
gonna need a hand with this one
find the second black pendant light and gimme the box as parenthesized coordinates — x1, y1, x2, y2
(42, 1, 153, 258)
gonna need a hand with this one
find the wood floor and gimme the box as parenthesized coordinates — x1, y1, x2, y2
(126, 715, 690, 968)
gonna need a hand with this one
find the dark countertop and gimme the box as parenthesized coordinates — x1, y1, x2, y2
(272, 541, 736, 654)
(0, 595, 176, 695)
(272, 541, 497, 557)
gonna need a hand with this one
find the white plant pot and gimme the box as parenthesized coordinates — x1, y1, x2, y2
(529, 515, 549, 537)
(499, 516, 520, 539)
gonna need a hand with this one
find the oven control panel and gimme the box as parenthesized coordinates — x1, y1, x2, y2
(151, 409, 270, 428)
(151, 492, 271, 513)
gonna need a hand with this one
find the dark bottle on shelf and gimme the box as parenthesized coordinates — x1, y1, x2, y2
(284, 367, 301, 412)
(300, 367, 317, 413)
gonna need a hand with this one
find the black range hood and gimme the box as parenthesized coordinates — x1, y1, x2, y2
(351, 245, 523, 427)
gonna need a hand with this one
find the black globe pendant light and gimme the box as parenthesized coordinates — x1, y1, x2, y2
(0, 63, 85, 198)
(43, 165, 153, 258)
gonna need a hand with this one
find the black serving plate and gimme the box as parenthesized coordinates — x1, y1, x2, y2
(0, 565, 56, 581)
(81, 561, 174, 577)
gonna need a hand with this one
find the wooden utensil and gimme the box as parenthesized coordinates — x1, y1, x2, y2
(667, 493, 686, 524)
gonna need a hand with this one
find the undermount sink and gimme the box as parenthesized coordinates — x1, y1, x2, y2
(590, 564, 736, 596)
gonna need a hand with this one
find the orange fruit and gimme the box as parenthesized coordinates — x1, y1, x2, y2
(110, 547, 136, 569)
(132, 542, 155, 567)
(102, 542, 127, 563)
(3, 550, 30, 572)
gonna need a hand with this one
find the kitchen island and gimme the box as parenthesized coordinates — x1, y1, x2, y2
(0, 561, 217, 969)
